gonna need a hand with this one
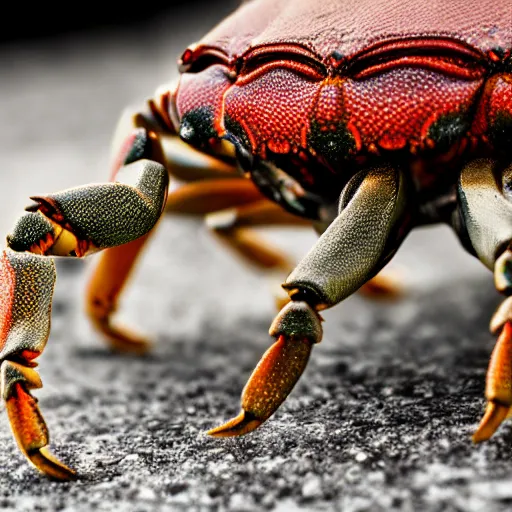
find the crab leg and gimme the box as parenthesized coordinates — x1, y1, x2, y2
(0, 250, 75, 479)
(164, 173, 309, 296)
(209, 164, 411, 436)
(88, 89, 311, 351)
(456, 160, 512, 442)
(472, 321, 512, 442)
(86, 102, 179, 353)
(86, 98, 260, 352)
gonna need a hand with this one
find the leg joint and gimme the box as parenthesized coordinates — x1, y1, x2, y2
(269, 300, 323, 344)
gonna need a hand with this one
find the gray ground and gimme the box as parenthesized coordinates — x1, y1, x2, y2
(1, 4, 512, 511)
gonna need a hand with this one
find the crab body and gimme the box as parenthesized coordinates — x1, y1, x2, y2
(1, 0, 512, 480)
(173, 0, 512, 222)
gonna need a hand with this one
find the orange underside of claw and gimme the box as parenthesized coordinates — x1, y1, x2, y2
(6, 384, 76, 480)
(473, 321, 512, 443)
(208, 410, 263, 437)
(208, 335, 313, 437)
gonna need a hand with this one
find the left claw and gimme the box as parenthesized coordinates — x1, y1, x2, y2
(7, 160, 168, 257)
(0, 249, 75, 479)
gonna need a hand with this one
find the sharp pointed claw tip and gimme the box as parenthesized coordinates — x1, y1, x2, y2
(49, 468, 78, 482)
(30, 448, 78, 481)
(471, 401, 511, 445)
(471, 428, 489, 444)
(207, 410, 262, 437)
(206, 426, 231, 438)
(207, 421, 242, 438)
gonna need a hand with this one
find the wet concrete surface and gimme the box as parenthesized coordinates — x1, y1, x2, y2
(1, 5, 512, 511)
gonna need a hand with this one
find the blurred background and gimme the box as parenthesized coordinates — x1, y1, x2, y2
(0, 1, 239, 43)
(0, 0, 237, 235)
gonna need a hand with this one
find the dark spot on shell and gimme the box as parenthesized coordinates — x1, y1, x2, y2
(427, 112, 469, 152)
(308, 120, 356, 169)
(330, 51, 345, 63)
(179, 107, 217, 147)
(490, 112, 512, 153)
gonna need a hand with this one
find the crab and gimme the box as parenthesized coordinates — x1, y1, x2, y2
(1, 0, 512, 480)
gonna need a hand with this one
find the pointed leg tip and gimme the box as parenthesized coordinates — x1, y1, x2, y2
(31, 447, 77, 481)
(472, 427, 492, 444)
(472, 401, 510, 444)
(89, 315, 152, 355)
(207, 410, 262, 438)
(107, 336, 152, 356)
(102, 323, 152, 355)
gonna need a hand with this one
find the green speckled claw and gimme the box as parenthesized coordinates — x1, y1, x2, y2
(8, 160, 169, 257)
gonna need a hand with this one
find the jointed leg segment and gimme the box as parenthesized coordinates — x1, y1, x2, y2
(210, 164, 411, 436)
(0, 251, 74, 480)
(0, 103, 172, 477)
(456, 160, 512, 442)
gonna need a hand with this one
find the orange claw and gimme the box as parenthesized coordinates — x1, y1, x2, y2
(208, 335, 314, 437)
(5, 378, 76, 480)
(473, 321, 512, 443)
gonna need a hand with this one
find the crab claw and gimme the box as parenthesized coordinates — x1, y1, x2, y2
(2, 363, 76, 480)
(0, 249, 75, 479)
(5, 161, 169, 355)
(208, 301, 322, 437)
(473, 321, 512, 443)
(7, 160, 168, 257)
